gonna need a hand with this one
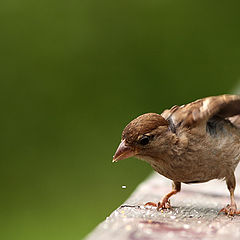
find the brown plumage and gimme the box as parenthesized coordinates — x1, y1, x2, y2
(113, 94, 240, 216)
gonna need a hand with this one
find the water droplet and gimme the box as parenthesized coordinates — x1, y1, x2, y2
(122, 185, 127, 189)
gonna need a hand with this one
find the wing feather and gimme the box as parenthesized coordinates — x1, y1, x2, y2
(161, 95, 240, 129)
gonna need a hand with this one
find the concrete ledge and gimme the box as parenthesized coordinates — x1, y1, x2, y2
(85, 166, 240, 240)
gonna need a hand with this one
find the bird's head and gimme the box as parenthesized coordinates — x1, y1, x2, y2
(113, 113, 170, 162)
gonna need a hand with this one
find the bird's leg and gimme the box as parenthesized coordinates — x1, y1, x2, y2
(144, 181, 181, 210)
(219, 174, 240, 216)
(157, 181, 181, 210)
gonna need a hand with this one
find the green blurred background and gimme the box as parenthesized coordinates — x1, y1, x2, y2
(1, 0, 240, 239)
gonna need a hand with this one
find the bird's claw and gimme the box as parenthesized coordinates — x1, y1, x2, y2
(144, 202, 158, 207)
(144, 199, 171, 210)
(157, 199, 171, 210)
(218, 204, 240, 216)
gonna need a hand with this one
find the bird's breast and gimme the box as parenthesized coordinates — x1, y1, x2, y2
(149, 128, 240, 183)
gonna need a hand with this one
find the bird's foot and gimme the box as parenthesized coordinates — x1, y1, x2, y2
(144, 197, 172, 211)
(157, 198, 171, 210)
(144, 200, 171, 210)
(219, 204, 240, 216)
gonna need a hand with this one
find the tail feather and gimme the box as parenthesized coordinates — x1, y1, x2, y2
(229, 82, 240, 128)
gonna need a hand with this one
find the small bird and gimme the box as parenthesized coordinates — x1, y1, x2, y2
(113, 94, 240, 216)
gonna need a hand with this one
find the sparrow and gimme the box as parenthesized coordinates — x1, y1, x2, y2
(113, 94, 240, 216)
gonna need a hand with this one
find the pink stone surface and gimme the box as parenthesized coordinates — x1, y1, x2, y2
(86, 166, 240, 240)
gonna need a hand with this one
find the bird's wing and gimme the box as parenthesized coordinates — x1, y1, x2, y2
(161, 95, 240, 129)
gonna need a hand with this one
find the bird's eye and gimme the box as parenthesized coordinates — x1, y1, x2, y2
(139, 135, 150, 145)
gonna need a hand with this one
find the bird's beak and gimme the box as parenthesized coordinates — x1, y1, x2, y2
(112, 140, 136, 162)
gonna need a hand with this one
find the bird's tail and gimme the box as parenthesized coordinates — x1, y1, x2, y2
(229, 81, 240, 128)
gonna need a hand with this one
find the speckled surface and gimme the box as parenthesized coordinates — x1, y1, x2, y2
(85, 166, 240, 240)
